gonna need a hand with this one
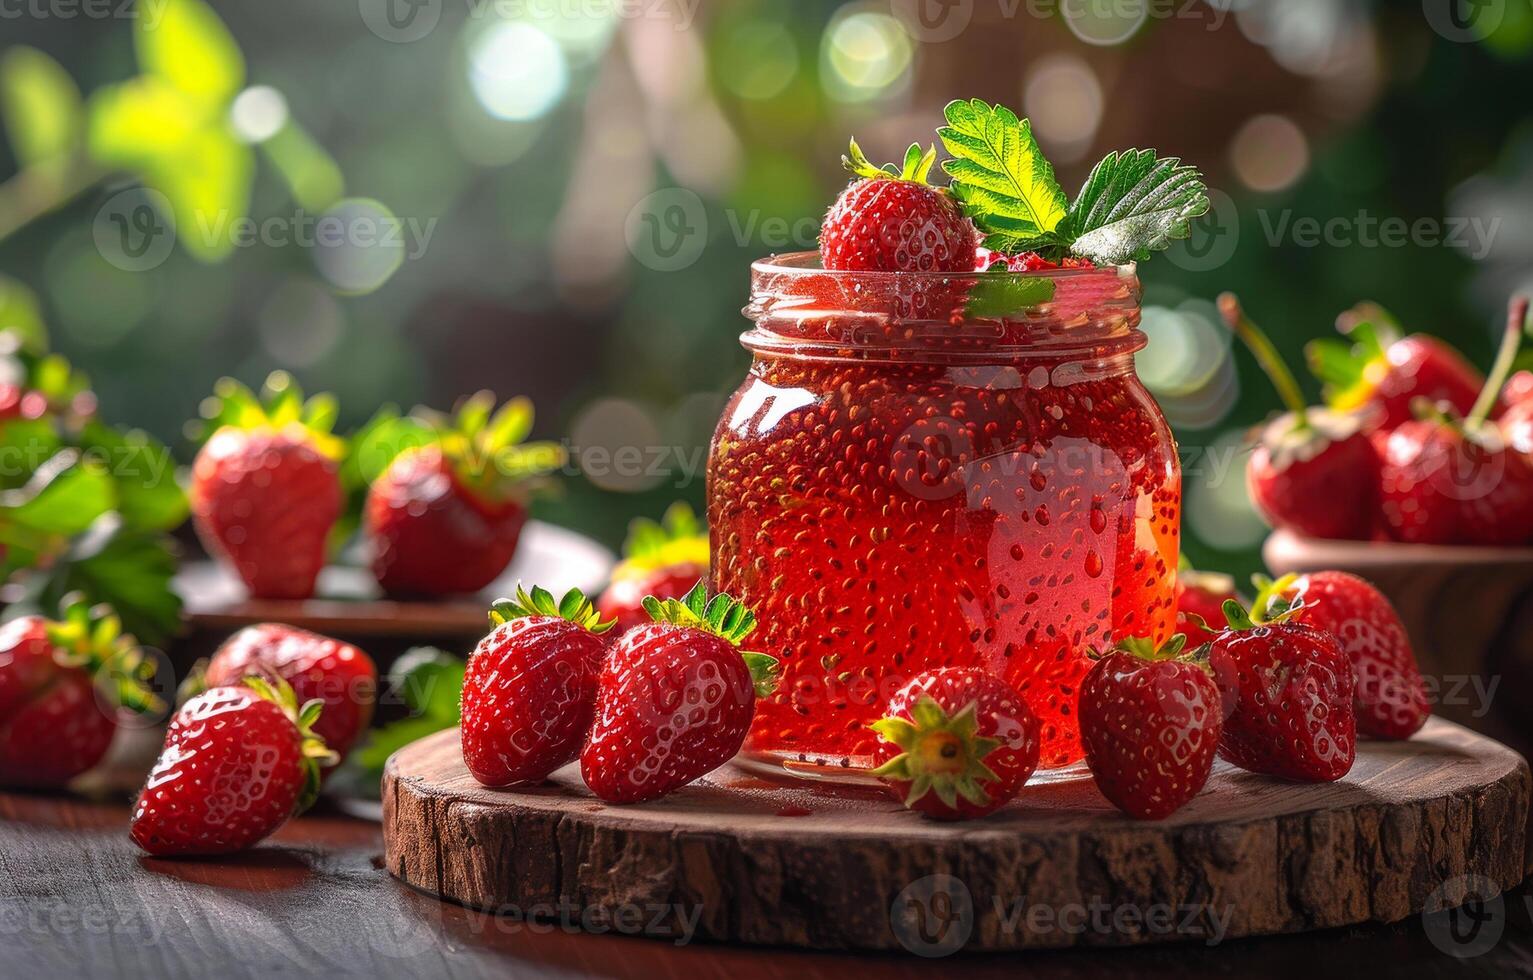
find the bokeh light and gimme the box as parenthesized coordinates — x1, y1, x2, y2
(258, 277, 345, 368)
(468, 21, 569, 122)
(569, 398, 666, 493)
(1024, 54, 1103, 163)
(1230, 114, 1310, 192)
(1185, 429, 1268, 551)
(820, 7, 914, 103)
(230, 86, 289, 143)
(311, 198, 407, 295)
(716, 20, 800, 101)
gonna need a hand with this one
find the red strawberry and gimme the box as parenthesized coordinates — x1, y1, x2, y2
(820, 139, 977, 273)
(1379, 296, 1533, 545)
(870, 667, 1040, 821)
(1219, 293, 1379, 541)
(190, 373, 344, 600)
(0, 601, 161, 788)
(204, 624, 377, 765)
(1502, 398, 1533, 454)
(580, 584, 778, 804)
(1307, 301, 1489, 430)
(1252, 572, 1428, 739)
(596, 503, 708, 633)
(366, 394, 563, 597)
(1175, 565, 1239, 648)
(130, 677, 336, 856)
(460, 586, 613, 786)
(1209, 600, 1355, 782)
(974, 248, 1095, 273)
(1501, 370, 1533, 410)
(1080, 635, 1222, 819)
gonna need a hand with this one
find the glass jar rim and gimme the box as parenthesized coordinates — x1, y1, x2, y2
(743, 251, 1144, 363)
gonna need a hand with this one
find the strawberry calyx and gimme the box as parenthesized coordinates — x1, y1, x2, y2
(642, 581, 780, 697)
(422, 393, 565, 507)
(869, 695, 1003, 810)
(197, 371, 345, 461)
(1222, 591, 1303, 632)
(611, 502, 708, 580)
(44, 595, 164, 716)
(1249, 573, 1302, 624)
(1306, 301, 1403, 414)
(1408, 295, 1529, 447)
(843, 137, 940, 186)
(242, 674, 338, 815)
(490, 584, 615, 634)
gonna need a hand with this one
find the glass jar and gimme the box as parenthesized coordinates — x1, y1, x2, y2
(709, 253, 1180, 778)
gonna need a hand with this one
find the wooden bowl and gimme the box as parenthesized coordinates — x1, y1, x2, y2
(1264, 528, 1533, 753)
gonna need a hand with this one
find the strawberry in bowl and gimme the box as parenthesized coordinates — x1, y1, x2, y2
(1219, 293, 1379, 541)
(190, 372, 345, 600)
(596, 503, 709, 633)
(1174, 561, 1240, 647)
(363, 393, 564, 597)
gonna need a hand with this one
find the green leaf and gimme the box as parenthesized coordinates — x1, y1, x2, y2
(39, 527, 182, 647)
(485, 397, 534, 452)
(963, 274, 1056, 320)
(135, 0, 245, 111)
(0, 275, 49, 354)
(938, 99, 1068, 252)
(0, 47, 82, 170)
(143, 126, 255, 263)
(3, 456, 115, 536)
(386, 647, 465, 721)
(78, 422, 188, 533)
(87, 76, 201, 164)
(0, 420, 60, 491)
(348, 414, 436, 485)
(1062, 149, 1209, 264)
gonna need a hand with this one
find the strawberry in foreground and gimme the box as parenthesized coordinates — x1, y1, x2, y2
(1252, 572, 1428, 740)
(1308, 302, 1488, 431)
(1079, 635, 1222, 820)
(870, 667, 1040, 821)
(1378, 296, 1533, 545)
(1174, 562, 1240, 648)
(1210, 600, 1356, 782)
(131, 677, 336, 857)
(580, 584, 778, 804)
(1219, 293, 1379, 541)
(203, 623, 378, 766)
(366, 393, 563, 597)
(820, 140, 977, 273)
(191, 372, 345, 600)
(0, 600, 161, 788)
(461, 586, 612, 787)
(596, 503, 709, 633)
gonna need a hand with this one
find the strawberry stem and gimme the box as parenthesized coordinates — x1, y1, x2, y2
(1218, 292, 1311, 429)
(1467, 295, 1530, 430)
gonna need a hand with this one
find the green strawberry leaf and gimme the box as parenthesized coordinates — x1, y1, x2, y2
(1062, 149, 1209, 264)
(78, 421, 188, 533)
(963, 274, 1056, 320)
(0, 47, 82, 171)
(938, 99, 1068, 253)
(0, 275, 49, 355)
(34, 525, 182, 647)
(2, 454, 115, 536)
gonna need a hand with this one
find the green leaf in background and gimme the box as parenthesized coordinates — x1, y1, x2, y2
(0, 419, 60, 491)
(348, 647, 466, 789)
(39, 524, 182, 647)
(349, 412, 437, 485)
(1063, 149, 1209, 265)
(939, 98, 1068, 253)
(142, 127, 254, 262)
(0, 275, 49, 354)
(135, 0, 245, 112)
(79, 422, 188, 533)
(0, 47, 82, 171)
(2, 453, 115, 536)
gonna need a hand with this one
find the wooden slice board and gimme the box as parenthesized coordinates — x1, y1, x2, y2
(383, 717, 1531, 952)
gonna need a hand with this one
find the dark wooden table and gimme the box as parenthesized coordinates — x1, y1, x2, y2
(4, 783, 1532, 979)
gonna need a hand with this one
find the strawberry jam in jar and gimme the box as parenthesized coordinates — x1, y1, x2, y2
(708, 253, 1180, 777)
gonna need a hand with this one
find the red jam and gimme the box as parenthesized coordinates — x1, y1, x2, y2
(709, 254, 1180, 772)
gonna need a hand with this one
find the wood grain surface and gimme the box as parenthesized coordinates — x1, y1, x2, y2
(382, 717, 1531, 952)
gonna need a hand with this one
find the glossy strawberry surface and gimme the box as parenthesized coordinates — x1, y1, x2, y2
(460, 615, 607, 786)
(1359, 335, 1486, 430)
(1276, 572, 1428, 739)
(0, 617, 115, 787)
(191, 428, 342, 600)
(820, 178, 977, 273)
(130, 686, 307, 856)
(1247, 422, 1379, 541)
(1379, 420, 1533, 546)
(1174, 572, 1237, 648)
(206, 624, 377, 763)
(580, 623, 757, 804)
(367, 445, 527, 597)
(1080, 650, 1221, 819)
(870, 667, 1040, 820)
(1209, 623, 1355, 782)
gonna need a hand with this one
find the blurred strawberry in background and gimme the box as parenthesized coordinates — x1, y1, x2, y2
(596, 503, 709, 633)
